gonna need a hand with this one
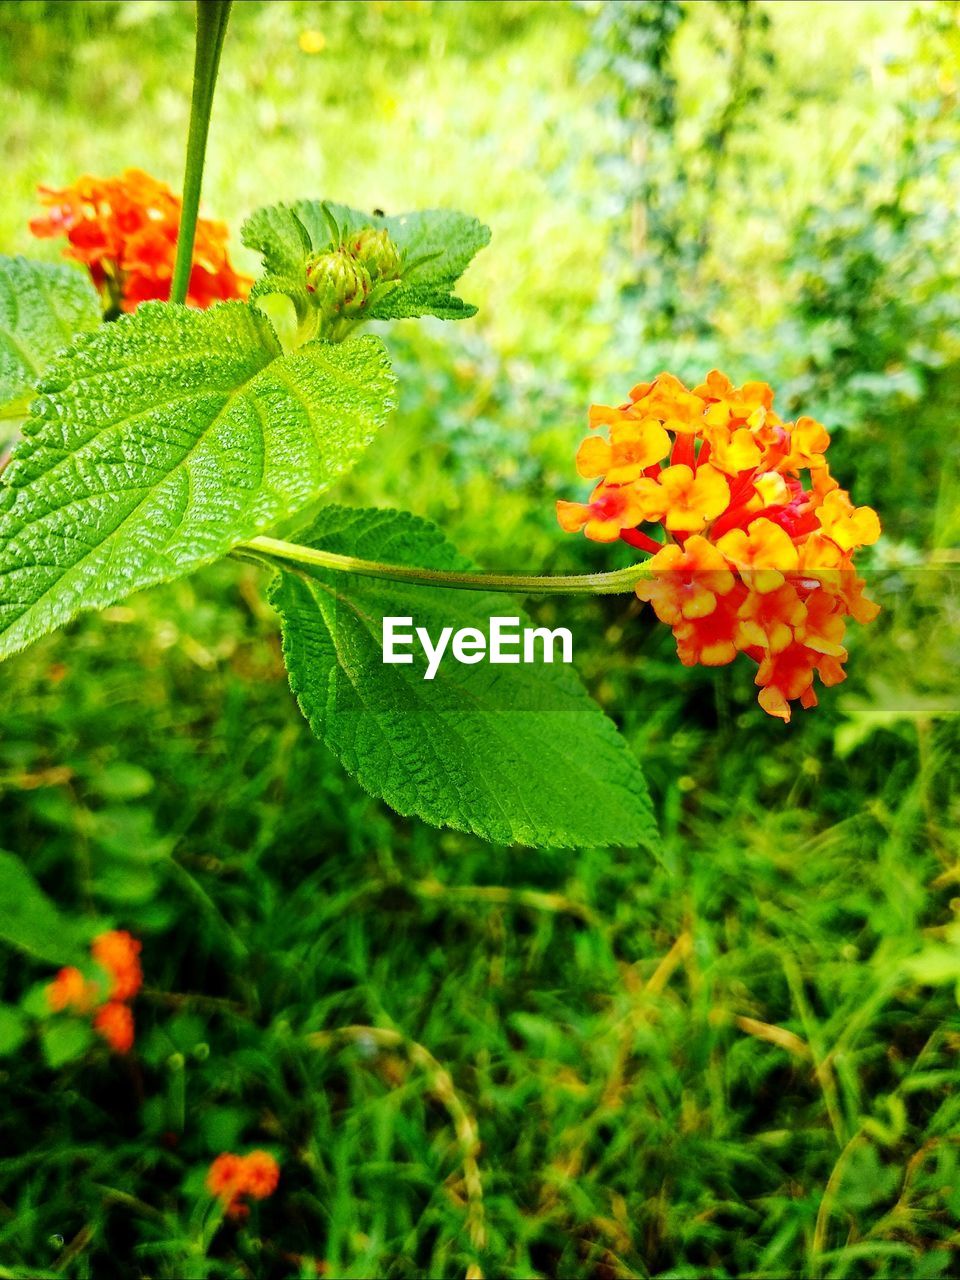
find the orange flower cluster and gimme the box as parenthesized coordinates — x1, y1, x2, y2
(30, 169, 251, 312)
(207, 1150, 280, 1220)
(557, 371, 881, 720)
(46, 929, 143, 1054)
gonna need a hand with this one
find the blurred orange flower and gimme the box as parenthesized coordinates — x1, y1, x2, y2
(207, 1150, 280, 1219)
(93, 1001, 135, 1054)
(92, 929, 143, 1002)
(30, 169, 251, 313)
(45, 929, 143, 1054)
(46, 965, 98, 1015)
(559, 370, 881, 721)
(243, 1150, 281, 1200)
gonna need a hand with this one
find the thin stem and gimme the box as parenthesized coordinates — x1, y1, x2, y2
(170, 1, 233, 306)
(235, 534, 648, 596)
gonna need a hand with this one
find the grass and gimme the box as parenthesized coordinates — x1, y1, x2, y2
(1, 565, 957, 1277)
(0, 1, 924, 366)
(0, 2, 959, 1277)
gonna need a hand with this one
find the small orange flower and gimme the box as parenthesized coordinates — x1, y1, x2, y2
(794, 589, 847, 658)
(46, 966, 98, 1014)
(576, 418, 671, 483)
(45, 930, 142, 1055)
(779, 416, 831, 473)
(701, 422, 763, 476)
(207, 1151, 280, 1219)
(673, 587, 745, 668)
(635, 536, 736, 626)
(754, 643, 819, 721)
(92, 929, 143, 1001)
(630, 373, 705, 432)
(207, 1153, 247, 1199)
(656, 464, 730, 534)
(557, 481, 661, 542)
(754, 642, 846, 722)
(752, 471, 791, 509)
(93, 1001, 135, 1054)
(30, 169, 251, 313)
(717, 518, 800, 595)
(736, 584, 806, 655)
(557, 370, 881, 719)
(693, 370, 776, 423)
(815, 488, 882, 552)
(243, 1150, 281, 1200)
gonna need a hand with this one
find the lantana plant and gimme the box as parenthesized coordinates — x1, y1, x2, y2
(46, 928, 143, 1054)
(29, 168, 252, 312)
(206, 1151, 281, 1221)
(0, 1, 878, 851)
(558, 372, 880, 721)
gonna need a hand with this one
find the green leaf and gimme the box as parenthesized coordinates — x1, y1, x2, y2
(268, 507, 657, 849)
(87, 761, 155, 801)
(0, 301, 394, 662)
(22, 980, 59, 1019)
(0, 417, 22, 454)
(0, 849, 86, 964)
(41, 1019, 95, 1069)
(0, 255, 101, 416)
(0, 1005, 28, 1057)
(242, 201, 490, 321)
(904, 943, 960, 986)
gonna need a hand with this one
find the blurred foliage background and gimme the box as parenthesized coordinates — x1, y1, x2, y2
(1, 1, 960, 1277)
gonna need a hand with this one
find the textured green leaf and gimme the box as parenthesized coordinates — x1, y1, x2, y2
(0, 302, 394, 662)
(242, 201, 490, 320)
(0, 849, 86, 964)
(269, 507, 657, 849)
(0, 255, 101, 415)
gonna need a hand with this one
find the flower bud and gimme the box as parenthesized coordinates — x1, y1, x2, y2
(348, 227, 403, 282)
(305, 247, 371, 317)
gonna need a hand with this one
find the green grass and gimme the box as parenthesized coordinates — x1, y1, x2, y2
(1, 565, 957, 1278)
(1, 2, 959, 1277)
(0, 0, 925, 365)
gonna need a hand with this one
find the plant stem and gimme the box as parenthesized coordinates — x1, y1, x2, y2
(235, 534, 648, 595)
(170, 0, 233, 306)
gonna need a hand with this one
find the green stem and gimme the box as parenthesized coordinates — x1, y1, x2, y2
(170, 0, 233, 306)
(236, 534, 648, 595)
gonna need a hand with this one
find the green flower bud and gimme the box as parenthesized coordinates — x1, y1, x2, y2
(348, 227, 403, 282)
(305, 248, 372, 317)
